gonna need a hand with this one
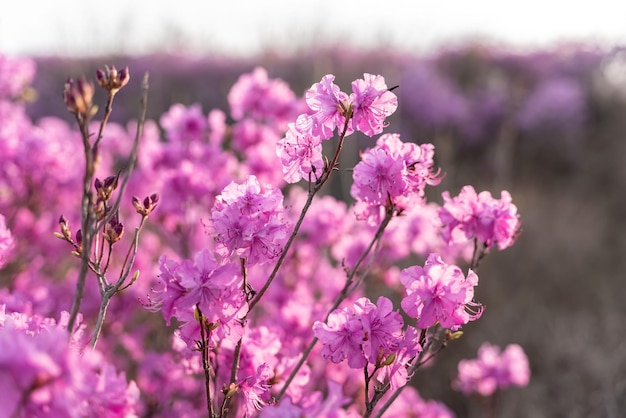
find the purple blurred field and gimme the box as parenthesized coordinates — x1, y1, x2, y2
(10, 41, 626, 416)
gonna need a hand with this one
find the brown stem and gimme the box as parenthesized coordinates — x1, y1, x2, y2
(90, 290, 111, 348)
(197, 305, 215, 418)
(67, 109, 97, 335)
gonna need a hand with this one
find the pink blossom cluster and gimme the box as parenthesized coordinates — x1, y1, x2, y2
(228, 66, 301, 124)
(379, 385, 455, 418)
(277, 73, 398, 184)
(0, 55, 35, 99)
(228, 67, 303, 186)
(453, 342, 531, 396)
(313, 296, 405, 369)
(0, 214, 13, 268)
(400, 253, 483, 330)
(438, 185, 521, 250)
(154, 249, 247, 343)
(211, 175, 289, 265)
(303, 73, 398, 139)
(0, 305, 139, 417)
(351, 133, 442, 221)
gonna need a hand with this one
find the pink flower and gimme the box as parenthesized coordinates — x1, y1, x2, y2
(0, 55, 36, 99)
(277, 119, 324, 183)
(453, 342, 531, 396)
(355, 296, 404, 365)
(304, 74, 351, 139)
(239, 363, 272, 415)
(228, 67, 299, 124)
(211, 175, 289, 265)
(313, 306, 367, 369)
(349, 73, 398, 137)
(379, 386, 454, 418)
(351, 133, 441, 221)
(0, 307, 139, 417)
(438, 185, 521, 250)
(0, 213, 14, 269)
(400, 253, 483, 330)
(313, 297, 403, 369)
(159, 103, 207, 144)
(153, 250, 247, 334)
(375, 326, 422, 391)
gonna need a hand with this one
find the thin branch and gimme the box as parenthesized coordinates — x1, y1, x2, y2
(275, 206, 395, 402)
(248, 116, 351, 311)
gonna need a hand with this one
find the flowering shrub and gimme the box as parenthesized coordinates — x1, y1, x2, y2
(0, 53, 527, 417)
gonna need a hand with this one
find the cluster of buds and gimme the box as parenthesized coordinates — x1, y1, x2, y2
(96, 65, 130, 95)
(104, 212, 124, 244)
(94, 174, 120, 220)
(132, 193, 159, 217)
(62, 76, 95, 118)
(55, 215, 83, 256)
(95, 174, 119, 202)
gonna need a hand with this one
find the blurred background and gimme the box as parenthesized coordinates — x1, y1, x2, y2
(4, 1, 626, 416)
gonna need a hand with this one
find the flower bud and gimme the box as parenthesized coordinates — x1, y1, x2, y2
(132, 193, 159, 216)
(96, 65, 130, 94)
(74, 229, 83, 254)
(58, 215, 71, 240)
(63, 76, 94, 117)
(95, 174, 119, 202)
(104, 212, 124, 244)
(105, 221, 124, 244)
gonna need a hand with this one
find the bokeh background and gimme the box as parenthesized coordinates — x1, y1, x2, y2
(4, 1, 626, 416)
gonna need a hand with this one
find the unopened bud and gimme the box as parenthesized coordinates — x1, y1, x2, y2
(382, 352, 397, 366)
(75, 229, 83, 254)
(95, 174, 119, 202)
(132, 193, 159, 216)
(448, 330, 464, 341)
(105, 220, 124, 244)
(104, 212, 124, 244)
(222, 383, 238, 399)
(194, 306, 202, 322)
(58, 215, 71, 240)
(63, 76, 94, 117)
(96, 65, 130, 94)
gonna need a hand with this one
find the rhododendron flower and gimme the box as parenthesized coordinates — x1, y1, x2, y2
(159, 103, 207, 144)
(304, 74, 351, 139)
(0, 55, 36, 99)
(400, 253, 482, 330)
(211, 175, 289, 265)
(378, 386, 454, 418)
(0, 213, 13, 268)
(260, 380, 359, 418)
(349, 73, 398, 137)
(438, 185, 521, 250)
(313, 296, 403, 369)
(0, 306, 139, 417)
(239, 363, 272, 415)
(276, 120, 324, 183)
(351, 133, 441, 221)
(375, 326, 422, 390)
(153, 249, 247, 333)
(453, 342, 530, 396)
(301, 73, 398, 140)
(228, 66, 299, 123)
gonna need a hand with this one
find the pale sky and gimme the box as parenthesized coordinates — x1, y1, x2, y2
(1, 0, 625, 56)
